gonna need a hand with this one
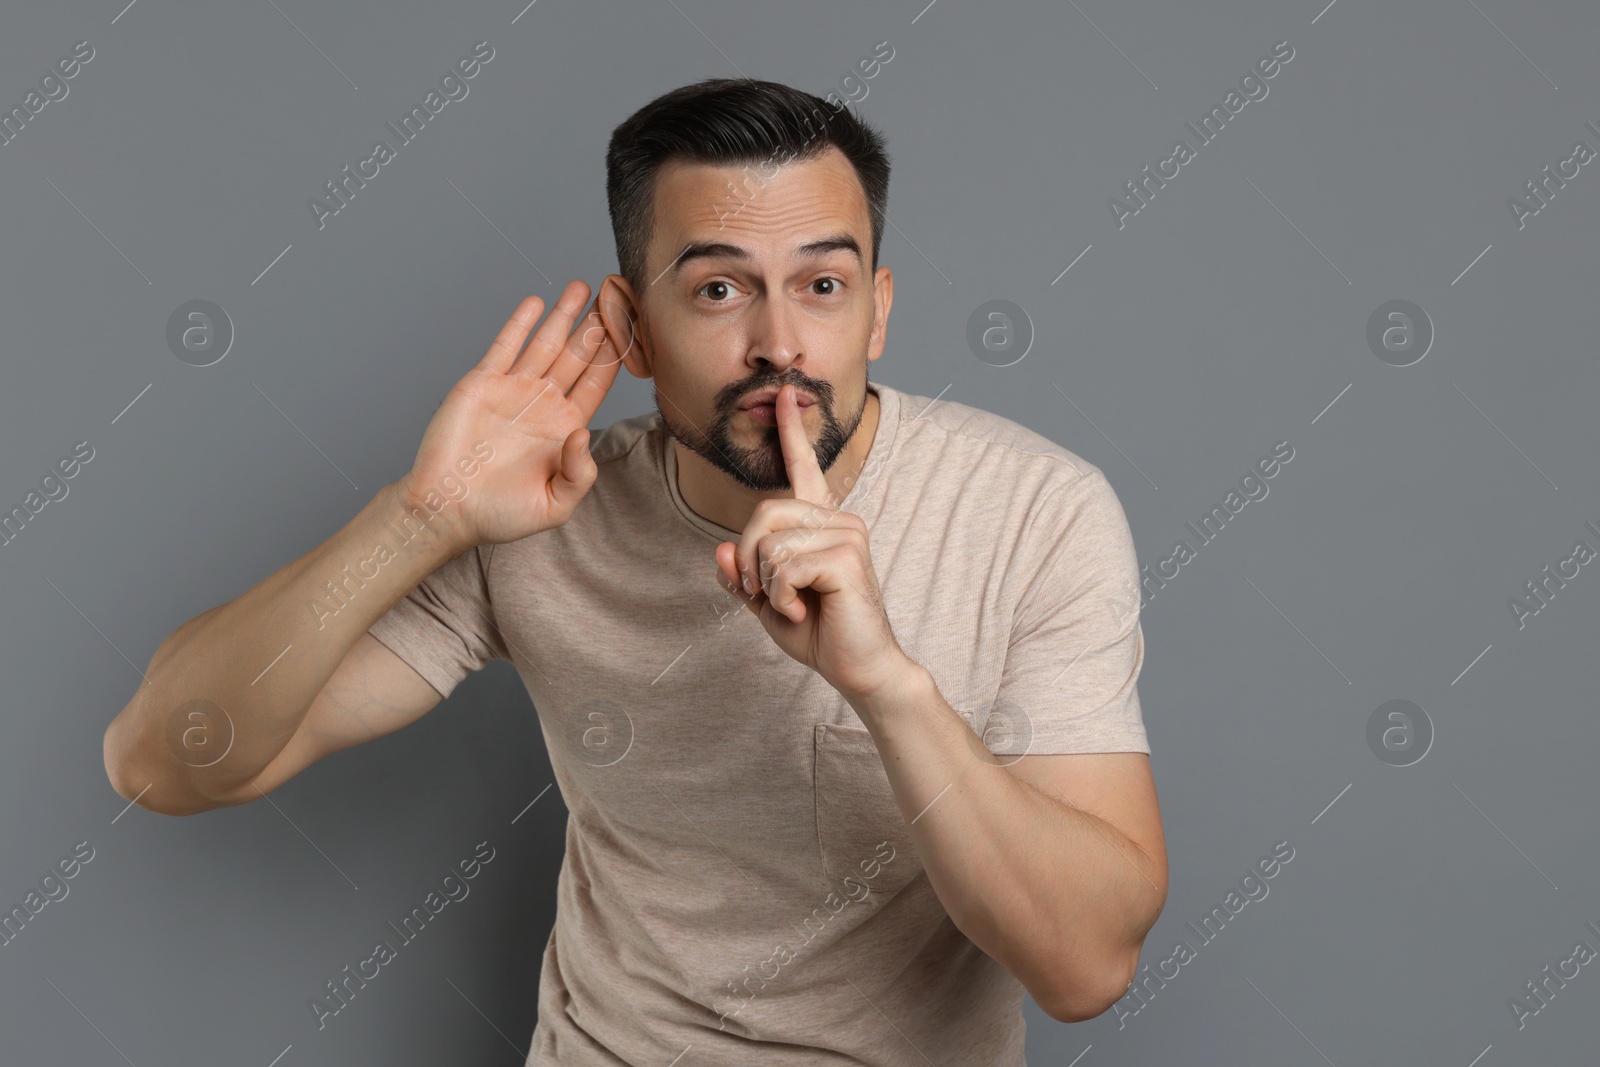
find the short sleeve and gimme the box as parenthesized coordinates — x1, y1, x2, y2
(366, 543, 509, 700)
(988, 467, 1149, 756)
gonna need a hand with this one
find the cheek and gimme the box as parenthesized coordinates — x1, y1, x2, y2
(647, 340, 729, 417)
(666, 309, 751, 362)
(799, 314, 870, 364)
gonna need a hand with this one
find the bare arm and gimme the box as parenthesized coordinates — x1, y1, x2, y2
(102, 484, 462, 815)
(103, 280, 631, 816)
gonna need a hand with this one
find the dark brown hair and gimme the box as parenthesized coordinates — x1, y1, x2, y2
(605, 78, 891, 297)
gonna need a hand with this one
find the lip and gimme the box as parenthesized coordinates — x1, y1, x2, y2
(738, 386, 815, 410)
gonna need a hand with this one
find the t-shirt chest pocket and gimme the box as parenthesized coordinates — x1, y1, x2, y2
(813, 723, 921, 897)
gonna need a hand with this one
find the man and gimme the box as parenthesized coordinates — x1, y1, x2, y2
(103, 78, 1166, 1065)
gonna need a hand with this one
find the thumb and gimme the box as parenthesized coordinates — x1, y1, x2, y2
(548, 427, 596, 510)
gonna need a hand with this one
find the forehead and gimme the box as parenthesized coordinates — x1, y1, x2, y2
(649, 145, 871, 260)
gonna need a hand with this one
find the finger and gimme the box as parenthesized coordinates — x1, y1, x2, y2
(561, 299, 634, 425)
(508, 279, 592, 380)
(735, 498, 841, 596)
(563, 331, 626, 429)
(767, 533, 880, 624)
(776, 382, 833, 505)
(757, 525, 857, 598)
(542, 294, 616, 397)
(476, 294, 546, 374)
(763, 543, 855, 623)
(717, 541, 748, 593)
(757, 527, 860, 623)
(716, 543, 766, 617)
(547, 426, 597, 513)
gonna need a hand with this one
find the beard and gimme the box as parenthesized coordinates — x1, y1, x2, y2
(656, 368, 867, 492)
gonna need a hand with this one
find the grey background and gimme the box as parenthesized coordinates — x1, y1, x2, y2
(1, 0, 1596, 1063)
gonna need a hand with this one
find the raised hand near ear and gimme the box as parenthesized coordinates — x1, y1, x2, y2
(397, 281, 631, 552)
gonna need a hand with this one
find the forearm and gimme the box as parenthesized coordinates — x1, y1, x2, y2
(106, 481, 464, 807)
(847, 664, 1164, 1020)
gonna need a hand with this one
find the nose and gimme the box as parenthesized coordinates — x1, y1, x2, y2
(746, 294, 803, 374)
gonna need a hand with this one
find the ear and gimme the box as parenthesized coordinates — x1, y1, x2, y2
(867, 264, 893, 365)
(597, 274, 653, 380)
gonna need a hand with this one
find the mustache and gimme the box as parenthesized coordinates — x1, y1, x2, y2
(718, 374, 835, 413)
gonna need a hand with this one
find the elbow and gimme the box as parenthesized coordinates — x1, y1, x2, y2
(1040, 948, 1142, 1024)
(1041, 862, 1167, 1024)
(1041, 990, 1114, 1026)
(103, 715, 210, 818)
(103, 722, 162, 815)
(103, 713, 141, 803)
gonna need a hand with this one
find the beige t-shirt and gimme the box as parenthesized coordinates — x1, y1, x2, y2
(367, 378, 1149, 1066)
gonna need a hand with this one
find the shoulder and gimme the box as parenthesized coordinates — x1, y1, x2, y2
(884, 383, 1112, 505)
(880, 385, 1136, 594)
(585, 409, 659, 469)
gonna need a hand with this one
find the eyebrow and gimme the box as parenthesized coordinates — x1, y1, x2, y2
(666, 232, 863, 281)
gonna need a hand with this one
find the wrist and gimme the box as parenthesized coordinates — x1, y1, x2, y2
(390, 470, 431, 516)
(844, 654, 933, 724)
(381, 479, 474, 561)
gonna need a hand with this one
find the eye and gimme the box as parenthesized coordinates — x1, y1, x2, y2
(694, 278, 845, 303)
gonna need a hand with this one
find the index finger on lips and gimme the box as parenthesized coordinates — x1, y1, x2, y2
(776, 382, 833, 506)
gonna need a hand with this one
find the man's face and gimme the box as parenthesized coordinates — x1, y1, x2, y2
(615, 145, 891, 492)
